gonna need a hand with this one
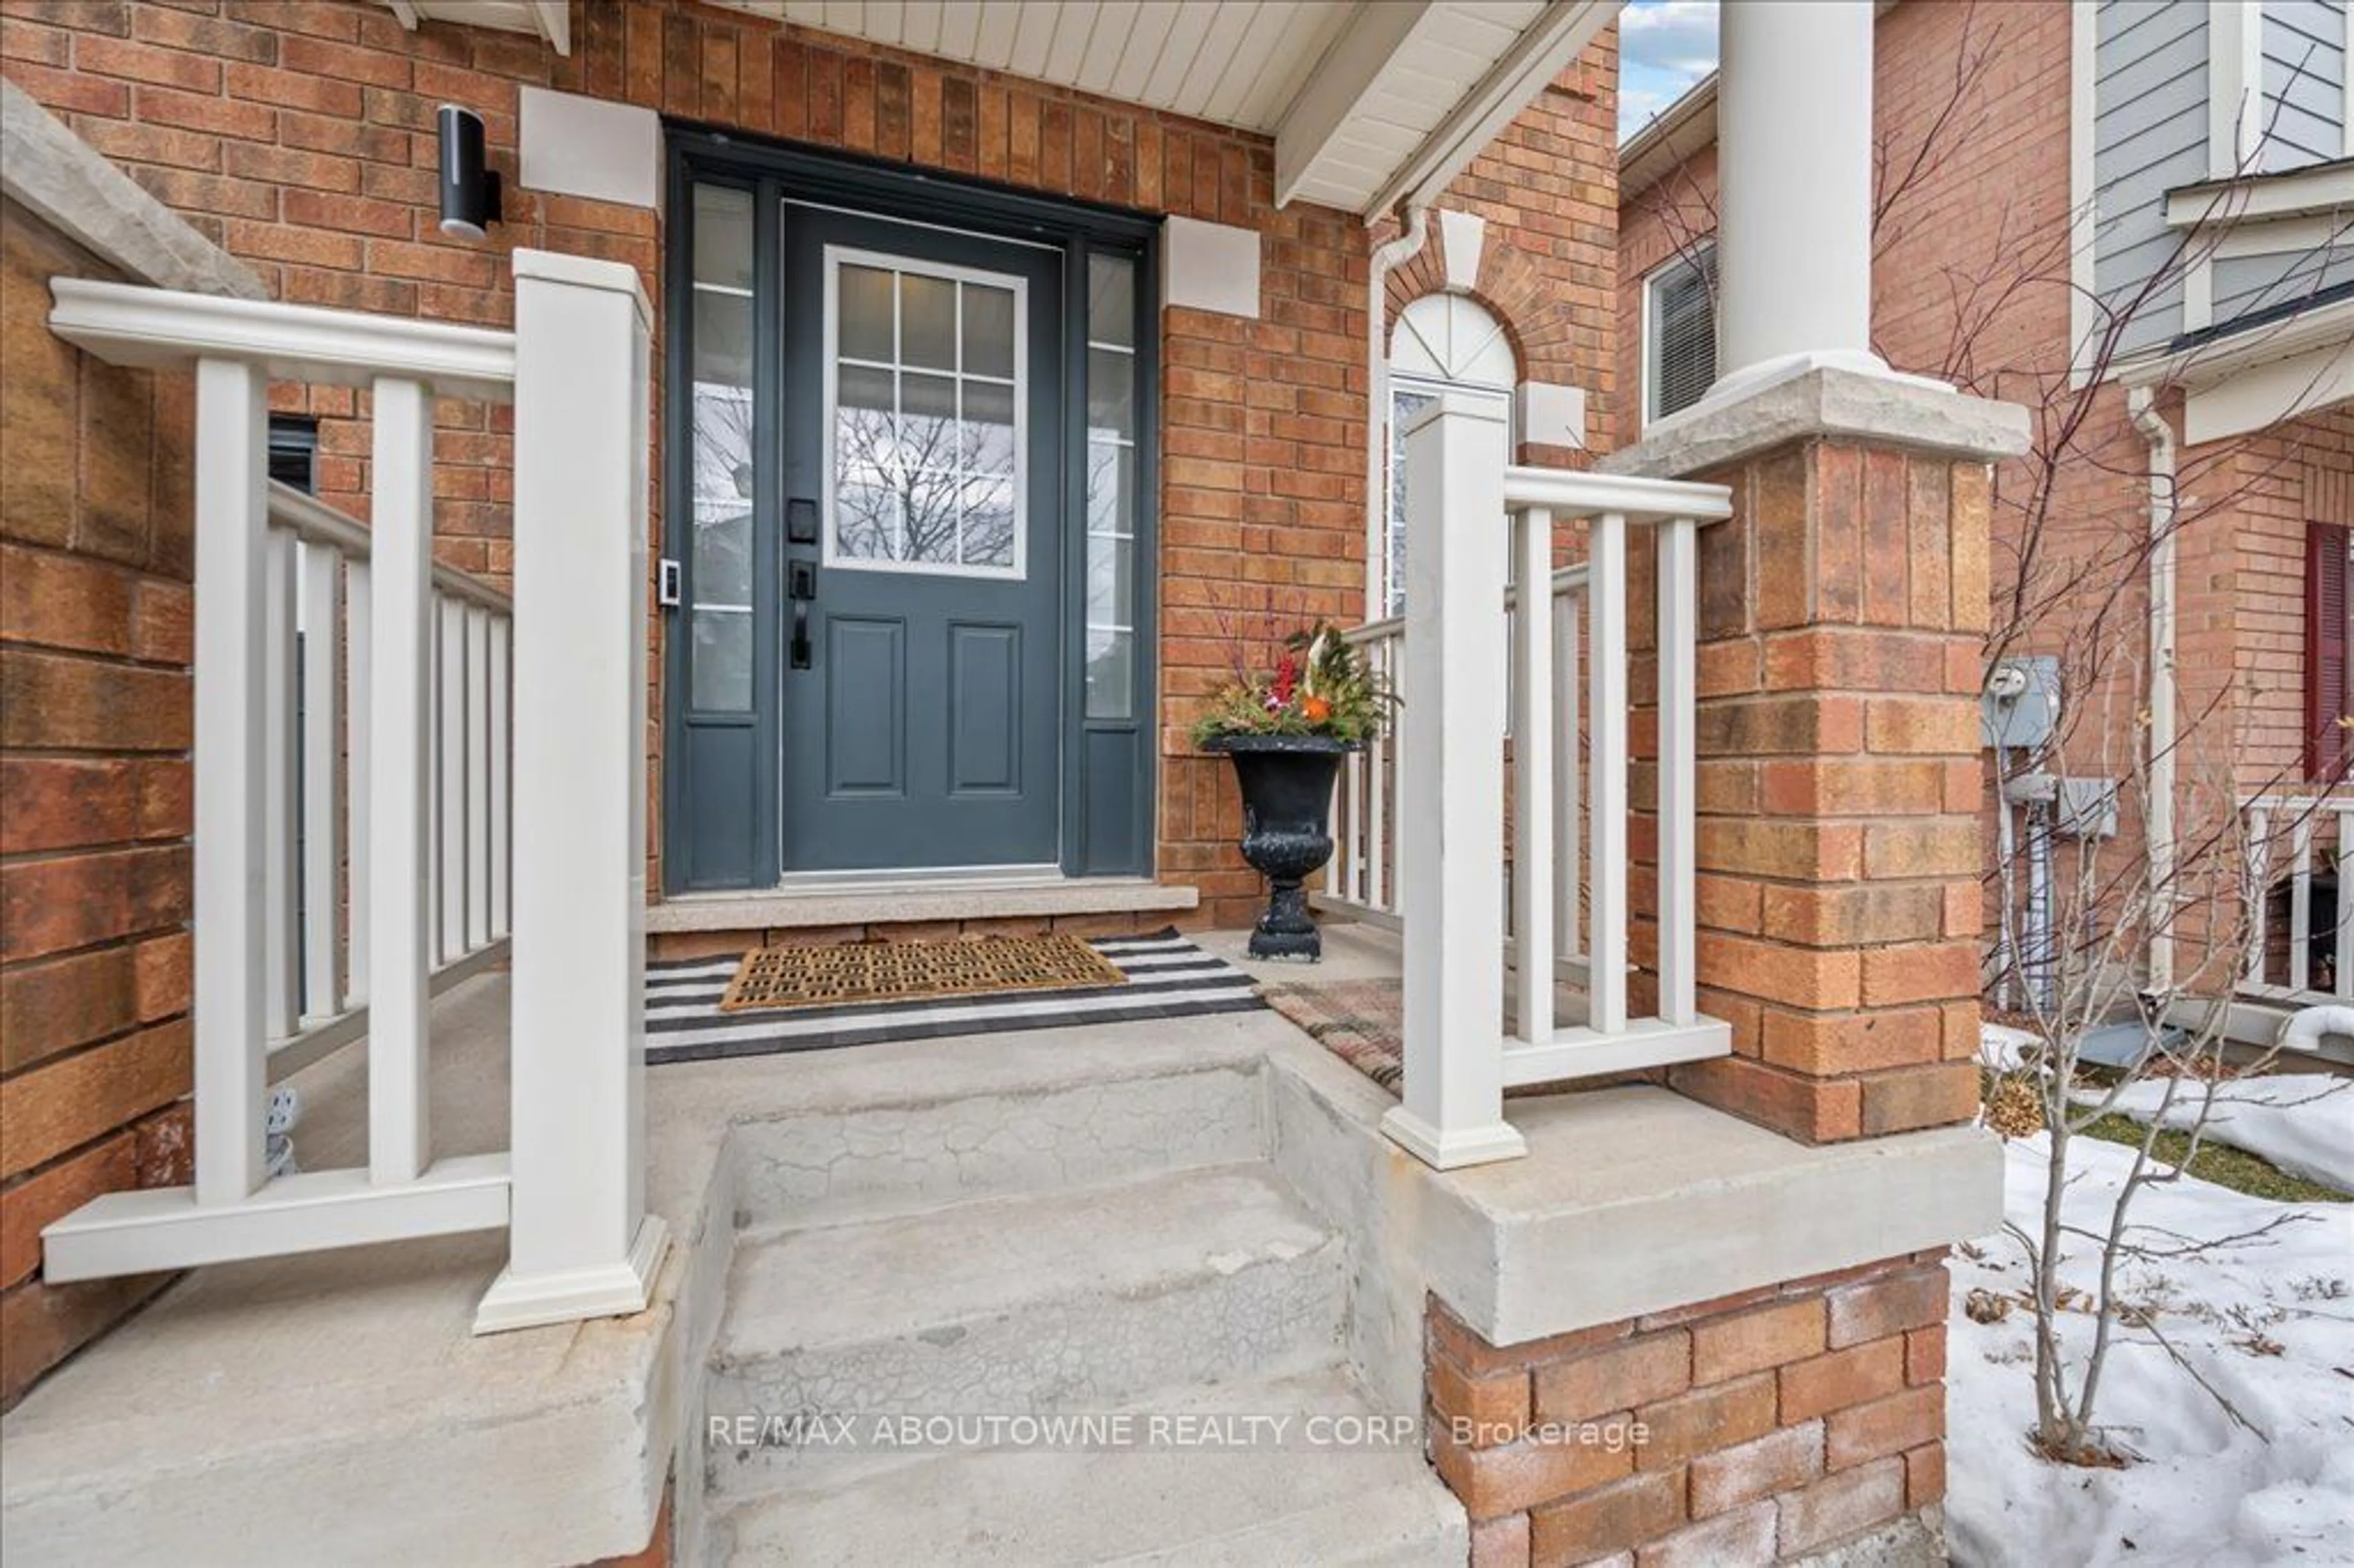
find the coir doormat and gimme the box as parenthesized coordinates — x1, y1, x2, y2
(646, 929, 1265, 1065)
(718, 932, 1127, 1012)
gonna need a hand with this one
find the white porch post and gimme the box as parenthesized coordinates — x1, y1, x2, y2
(1712, 0, 1884, 397)
(474, 250, 667, 1334)
(191, 358, 270, 1205)
(1381, 393, 1528, 1170)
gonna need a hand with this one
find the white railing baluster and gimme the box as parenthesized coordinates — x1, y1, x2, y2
(1555, 582, 1582, 965)
(1511, 504, 1555, 1046)
(2336, 804, 2354, 1002)
(191, 359, 270, 1206)
(2244, 805, 2271, 987)
(1370, 635, 1392, 910)
(370, 376, 436, 1186)
(1656, 517, 1698, 1025)
(489, 612, 511, 941)
(263, 524, 299, 1040)
(465, 604, 492, 951)
(2289, 812, 2315, 994)
(346, 559, 373, 1008)
(438, 594, 468, 966)
(1587, 512, 1629, 1035)
(1338, 745, 1360, 902)
(299, 540, 344, 1022)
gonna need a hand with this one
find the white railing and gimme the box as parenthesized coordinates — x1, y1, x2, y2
(1326, 568, 1593, 976)
(39, 253, 668, 1334)
(2239, 793, 2354, 1005)
(1327, 614, 1401, 918)
(1359, 392, 1735, 1170)
(262, 483, 512, 1084)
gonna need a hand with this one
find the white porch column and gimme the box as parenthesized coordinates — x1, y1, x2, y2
(474, 250, 667, 1334)
(1712, 0, 1884, 396)
(1381, 393, 1528, 1170)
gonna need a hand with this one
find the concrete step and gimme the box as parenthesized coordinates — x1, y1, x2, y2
(725, 1049, 1269, 1231)
(703, 1363, 1466, 1567)
(706, 1163, 1348, 1496)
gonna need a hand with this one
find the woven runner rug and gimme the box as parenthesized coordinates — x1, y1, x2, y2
(645, 929, 1264, 1065)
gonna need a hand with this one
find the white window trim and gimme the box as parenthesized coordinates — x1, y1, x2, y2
(1639, 241, 1716, 433)
(820, 243, 1030, 582)
(2068, 0, 2097, 386)
(2207, 0, 2266, 182)
(1375, 292, 1518, 618)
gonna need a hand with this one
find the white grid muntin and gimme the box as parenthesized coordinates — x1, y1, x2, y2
(820, 243, 1031, 582)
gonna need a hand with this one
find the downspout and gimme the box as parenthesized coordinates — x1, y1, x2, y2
(2277, 1003, 2354, 1054)
(2130, 386, 2179, 996)
(1366, 204, 1431, 617)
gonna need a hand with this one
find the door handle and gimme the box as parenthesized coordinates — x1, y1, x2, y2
(788, 561, 814, 670)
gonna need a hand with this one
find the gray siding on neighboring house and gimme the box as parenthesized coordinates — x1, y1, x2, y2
(2212, 242, 2354, 322)
(2093, 1, 2213, 354)
(2260, 0, 2347, 170)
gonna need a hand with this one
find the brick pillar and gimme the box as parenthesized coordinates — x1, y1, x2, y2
(1667, 436, 1995, 1144)
(1601, 370, 2028, 1150)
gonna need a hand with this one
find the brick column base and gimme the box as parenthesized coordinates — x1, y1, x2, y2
(1425, 1254, 1949, 1567)
(1671, 438, 1993, 1144)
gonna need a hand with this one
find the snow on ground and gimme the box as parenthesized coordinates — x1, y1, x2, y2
(1948, 1133, 2354, 1567)
(2092, 1075, 2354, 1196)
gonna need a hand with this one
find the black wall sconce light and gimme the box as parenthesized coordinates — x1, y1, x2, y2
(437, 104, 502, 241)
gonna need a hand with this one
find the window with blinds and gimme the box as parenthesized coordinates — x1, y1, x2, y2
(1645, 245, 1717, 425)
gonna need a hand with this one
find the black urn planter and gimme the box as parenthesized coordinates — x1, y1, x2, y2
(1206, 732, 1349, 960)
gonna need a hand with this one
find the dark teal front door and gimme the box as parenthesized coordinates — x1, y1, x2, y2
(777, 207, 1065, 872)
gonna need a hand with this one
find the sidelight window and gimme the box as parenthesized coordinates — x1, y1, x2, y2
(688, 182, 756, 712)
(1085, 253, 1139, 720)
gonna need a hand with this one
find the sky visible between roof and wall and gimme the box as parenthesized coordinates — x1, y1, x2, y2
(1619, 0, 1718, 140)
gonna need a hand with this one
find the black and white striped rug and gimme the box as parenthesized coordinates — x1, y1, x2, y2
(644, 929, 1266, 1065)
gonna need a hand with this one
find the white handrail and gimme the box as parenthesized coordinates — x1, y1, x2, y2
(41, 257, 661, 1338)
(1345, 394, 1734, 1170)
(271, 482, 512, 614)
(46, 276, 516, 398)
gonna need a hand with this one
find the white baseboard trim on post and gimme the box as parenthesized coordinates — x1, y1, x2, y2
(474, 1215, 669, 1336)
(1379, 1106, 1528, 1171)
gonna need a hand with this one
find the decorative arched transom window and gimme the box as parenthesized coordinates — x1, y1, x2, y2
(1384, 293, 1518, 616)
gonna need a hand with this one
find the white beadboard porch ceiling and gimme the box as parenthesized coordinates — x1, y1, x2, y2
(703, 1, 1609, 215)
(381, 0, 1616, 216)
(725, 1, 1360, 135)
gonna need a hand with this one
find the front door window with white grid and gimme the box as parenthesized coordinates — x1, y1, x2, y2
(828, 252, 1026, 576)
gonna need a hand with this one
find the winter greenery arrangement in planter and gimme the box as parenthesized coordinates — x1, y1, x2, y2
(1193, 624, 1389, 959)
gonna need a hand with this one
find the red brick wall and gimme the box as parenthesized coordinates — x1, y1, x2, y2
(1614, 4, 2354, 992)
(3, 1, 1621, 927)
(1389, 32, 1620, 463)
(1427, 1254, 1950, 1567)
(0, 200, 198, 1409)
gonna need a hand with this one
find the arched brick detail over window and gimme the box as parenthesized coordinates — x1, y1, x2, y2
(1381, 219, 1577, 392)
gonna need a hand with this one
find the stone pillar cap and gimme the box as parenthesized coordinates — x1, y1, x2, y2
(1606, 363, 2032, 479)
